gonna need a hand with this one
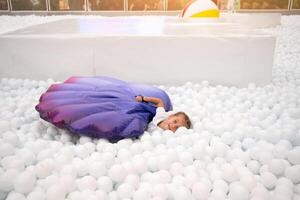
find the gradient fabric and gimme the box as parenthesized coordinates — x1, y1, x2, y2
(35, 76, 172, 141)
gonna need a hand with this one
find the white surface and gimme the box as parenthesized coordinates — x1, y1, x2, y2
(0, 14, 300, 200)
(0, 15, 277, 87)
(221, 13, 281, 28)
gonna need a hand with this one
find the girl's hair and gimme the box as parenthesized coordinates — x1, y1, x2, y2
(174, 112, 192, 129)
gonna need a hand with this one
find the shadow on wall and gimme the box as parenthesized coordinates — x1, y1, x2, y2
(240, 0, 289, 9)
(0, 0, 8, 10)
(11, 0, 47, 10)
(293, 0, 300, 9)
(50, 0, 86, 10)
(89, 0, 124, 10)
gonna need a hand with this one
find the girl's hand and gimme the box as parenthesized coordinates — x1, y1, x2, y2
(136, 96, 163, 107)
(135, 95, 143, 102)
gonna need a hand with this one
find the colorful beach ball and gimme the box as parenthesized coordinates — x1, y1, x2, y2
(181, 0, 220, 18)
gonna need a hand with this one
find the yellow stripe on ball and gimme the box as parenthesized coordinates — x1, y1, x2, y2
(190, 9, 220, 18)
(182, 0, 220, 18)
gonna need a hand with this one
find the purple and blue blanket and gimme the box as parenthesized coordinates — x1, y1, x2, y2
(36, 76, 172, 141)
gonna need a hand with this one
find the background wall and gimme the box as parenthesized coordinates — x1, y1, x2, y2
(0, 0, 300, 13)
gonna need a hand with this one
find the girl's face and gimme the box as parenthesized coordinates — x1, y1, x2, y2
(158, 114, 187, 132)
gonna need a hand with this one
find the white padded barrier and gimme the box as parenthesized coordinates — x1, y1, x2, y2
(221, 13, 281, 28)
(0, 14, 278, 87)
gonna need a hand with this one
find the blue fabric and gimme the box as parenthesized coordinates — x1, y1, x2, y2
(36, 76, 172, 141)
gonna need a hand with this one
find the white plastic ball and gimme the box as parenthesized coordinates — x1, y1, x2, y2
(60, 175, 76, 193)
(79, 136, 92, 144)
(242, 138, 256, 150)
(16, 148, 36, 166)
(73, 159, 88, 177)
(101, 152, 115, 168)
(251, 184, 270, 199)
(0, 169, 20, 192)
(147, 156, 158, 172)
(1, 156, 25, 171)
(221, 164, 239, 183)
(117, 148, 132, 162)
(13, 170, 36, 194)
(192, 181, 211, 200)
(152, 184, 169, 199)
(157, 170, 171, 184)
(268, 159, 285, 176)
(172, 175, 185, 186)
(130, 143, 143, 155)
(294, 183, 300, 194)
(2, 131, 20, 147)
(124, 174, 140, 189)
(287, 148, 300, 165)
(157, 155, 172, 170)
(46, 184, 66, 200)
(228, 182, 249, 200)
(276, 177, 294, 188)
(170, 162, 184, 176)
(0, 142, 15, 158)
(27, 190, 46, 200)
(35, 159, 54, 178)
(44, 175, 59, 188)
(240, 175, 257, 192)
(178, 152, 193, 166)
(6, 192, 26, 200)
(59, 164, 77, 177)
(211, 189, 227, 199)
(132, 156, 147, 174)
(108, 164, 126, 182)
(0, 120, 11, 132)
(213, 179, 228, 194)
(273, 185, 293, 199)
(97, 176, 113, 193)
(37, 149, 54, 162)
(174, 186, 192, 200)
(95, 190, 109, 200)
(259, 151, 273, 165)
(116, 139, 133, 149)
(75, 145, 90, 158)
(88, 161, 107, 178)
(117, 183, 135, 199)
(76, 176, 97, 191)
(260, 172, 277, 189)
(284, 165, 300, 184)
(133, 189, 151, 200)
(122, 161, 135, 175)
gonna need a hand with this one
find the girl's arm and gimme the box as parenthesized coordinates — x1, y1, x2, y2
(135, 95, 164, 108)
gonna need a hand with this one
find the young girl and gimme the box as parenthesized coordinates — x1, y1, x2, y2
(36, 76, 191, 141)
(135, 95, 191, 132)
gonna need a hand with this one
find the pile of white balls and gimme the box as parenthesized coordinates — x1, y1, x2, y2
(0, 15, 300, 200)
